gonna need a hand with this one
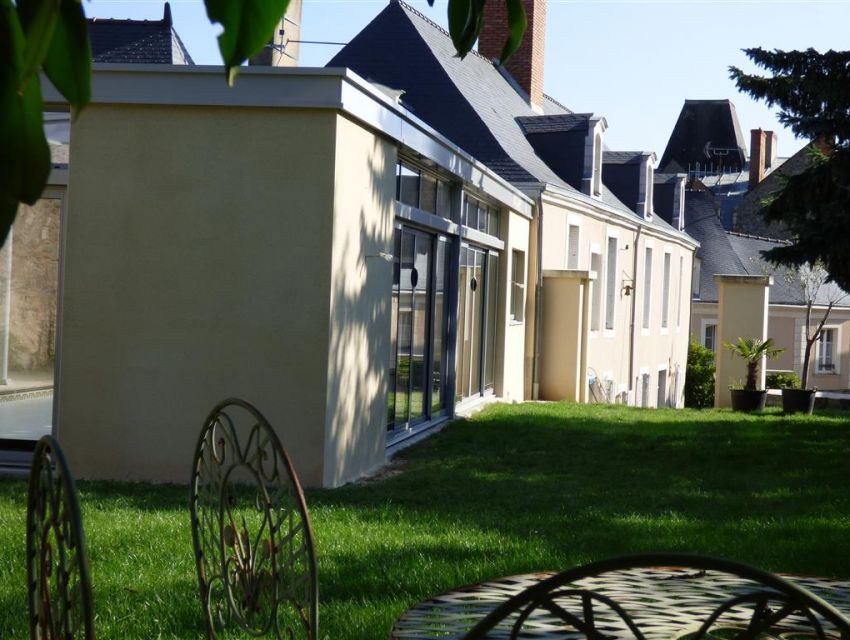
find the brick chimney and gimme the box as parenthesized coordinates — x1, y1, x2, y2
(749, 128, 766, 190)
(478, 0, 546, 109)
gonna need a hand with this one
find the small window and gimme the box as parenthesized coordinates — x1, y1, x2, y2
(642, 247, 653, 330)
(704, 323, 717, 352)
(567, 224, 580, 269)
(817, 328, 837, 373)
(661, 252, 671, 329)
(397, 162, 420, 207)
(605, 237, 617, 331)
(677, 255, 684, 328)
(419, 172, 438, 214)
(590, 252, 602, 332)
(511, 250, 525, 322)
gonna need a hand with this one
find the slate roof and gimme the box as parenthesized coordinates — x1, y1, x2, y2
(328, 0, 696, 245)
(89, 3, 193, 65)
(602, 151, 647, 165)
(516, 114, 592, 134)
(659, 100, 747, 174)
(685, 188, 849, 306)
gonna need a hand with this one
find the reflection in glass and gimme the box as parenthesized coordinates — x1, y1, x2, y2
(410, 234, 431, 422)
(387, 229, 401, 426)
(432, 237, 449, 413)
(470, 249, 484, 394)
(420, 173, 438, 214)
(456, 245, 470, 402)
(398, 163, 420, 208)
(394, 231, 415, 426)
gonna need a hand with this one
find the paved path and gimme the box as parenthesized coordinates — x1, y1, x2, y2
(0, 394, 52, 440)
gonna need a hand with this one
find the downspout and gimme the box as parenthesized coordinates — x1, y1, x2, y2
(531, 192, 545, 400)
(628, 225, 642, 400)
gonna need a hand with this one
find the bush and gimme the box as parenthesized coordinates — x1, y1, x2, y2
(685, 338, 715, 408)
(766, 372, 801, 389)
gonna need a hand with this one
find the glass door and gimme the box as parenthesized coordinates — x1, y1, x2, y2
(388, 226, 450, 434)
(456, 244, 499, 402)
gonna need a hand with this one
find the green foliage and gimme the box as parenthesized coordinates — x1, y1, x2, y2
(0, 0, 528, 248)
(724, 337, 784, 391)
(685, 338, 715, 408)
(766, 372, 801, 390)
(730, 48, 850, 291)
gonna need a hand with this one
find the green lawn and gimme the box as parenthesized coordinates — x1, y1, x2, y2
(2, 403, 850, 639)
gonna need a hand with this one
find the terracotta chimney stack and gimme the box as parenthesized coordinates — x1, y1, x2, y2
(478, 0, 547, 109)
(749, 128, 766, 190)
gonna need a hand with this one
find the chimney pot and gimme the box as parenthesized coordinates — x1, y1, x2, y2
(478, 0, 546, 109)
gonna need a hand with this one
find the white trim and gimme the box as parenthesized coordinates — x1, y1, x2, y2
(700, 318, 718, 352)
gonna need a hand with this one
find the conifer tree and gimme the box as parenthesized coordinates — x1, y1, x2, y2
(730, 48, 850, 290)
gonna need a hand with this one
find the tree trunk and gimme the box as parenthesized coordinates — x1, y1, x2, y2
(802, 338, 815, 389)
(746, 361, 758, 390)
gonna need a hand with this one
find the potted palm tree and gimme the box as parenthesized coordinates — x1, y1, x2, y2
(724, 337, 784, 412)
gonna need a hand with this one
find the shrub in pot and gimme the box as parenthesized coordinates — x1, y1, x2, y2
(724, 338, 784, 412)
(767, 371, 815, 415)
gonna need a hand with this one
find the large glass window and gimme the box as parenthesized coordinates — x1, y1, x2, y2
(397, 162, 420, 208)
(456, 244, 500, 401)
(463, 196, 500, 237)
(388, 226, 452, 433)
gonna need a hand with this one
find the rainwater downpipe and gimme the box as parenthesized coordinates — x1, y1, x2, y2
(628, 224, 643, 400)
(531, 192, 545, 400)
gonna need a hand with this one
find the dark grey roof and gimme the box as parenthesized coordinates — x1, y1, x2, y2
(89, 3, 193, 65)
(659, 100, 747, 174)
(602, 151, 646, 165)
(328, 1, 695, 245)
(516, 114, 591, 134)
(654, 172, 686, 185)
(685, 188, 849, 306)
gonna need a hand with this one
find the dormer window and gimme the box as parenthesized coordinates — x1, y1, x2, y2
(592, 133, 603, 197)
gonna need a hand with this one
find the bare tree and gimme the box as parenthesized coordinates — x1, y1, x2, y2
(783, 261, 848, 389)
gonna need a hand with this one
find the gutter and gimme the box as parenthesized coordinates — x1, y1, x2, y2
(531, 192, 545, 400)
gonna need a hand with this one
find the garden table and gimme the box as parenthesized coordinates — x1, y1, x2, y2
(390, 556, 850, 640)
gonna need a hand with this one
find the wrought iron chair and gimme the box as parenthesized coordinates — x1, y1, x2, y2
(462, 553, 850, 640)
(26, 435, 96, 640)
(189, 398, 318, 640)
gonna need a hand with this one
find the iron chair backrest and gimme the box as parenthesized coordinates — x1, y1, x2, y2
(463, 553, 850, 640)
(189, 398, 318, 640)
(26, 435, 96, 640)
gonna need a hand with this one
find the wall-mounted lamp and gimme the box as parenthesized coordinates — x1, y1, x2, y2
(365, 252, 394, 263)
(622, 278, 634, 296)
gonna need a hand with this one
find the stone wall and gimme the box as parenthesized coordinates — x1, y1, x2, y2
(9, 198, 61, 370)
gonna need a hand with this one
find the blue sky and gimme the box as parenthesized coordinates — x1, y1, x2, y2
(86, 0, 850, 158)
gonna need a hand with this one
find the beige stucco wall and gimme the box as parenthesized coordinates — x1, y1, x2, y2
(322, 114, 395, 487)
(539, 197, 694, 406)
(7, 197, 61, 371)
(714, 276, 771, 407)
(58, 104, 339, 486)
(498, 210, 529, 402)
(540, 272, 587, 400)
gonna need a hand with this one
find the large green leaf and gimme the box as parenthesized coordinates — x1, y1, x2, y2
(41, 0, 91, 110)
(16, 0, 61, 82)
(447, 0, 474, 56)
(204, 0, 290, 85)
(0, 0, 50, 207)
(500, 0, 527, 63)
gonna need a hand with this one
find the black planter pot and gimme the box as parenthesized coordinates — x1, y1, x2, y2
(782, 388, 816, 415)
(730, 389, 767, 412)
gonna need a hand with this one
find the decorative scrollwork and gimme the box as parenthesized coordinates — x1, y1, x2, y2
(190, 399, 318, 640)
(26, 435, 95, 640)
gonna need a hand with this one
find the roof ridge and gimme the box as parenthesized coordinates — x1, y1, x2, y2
(726, 229, 792, 245)
(393, 0, 494, 64)
(542, 93, 571, 112)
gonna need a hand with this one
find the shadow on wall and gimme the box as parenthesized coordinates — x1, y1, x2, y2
(322, 134, 396, 487)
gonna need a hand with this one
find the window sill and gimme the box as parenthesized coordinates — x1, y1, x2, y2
(641, 328, 651, 337)
(660, 327, 669, 335)
(603, 330, 616, 339)
(815, 370, 839, 376)
(509, 320, 525, 326)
